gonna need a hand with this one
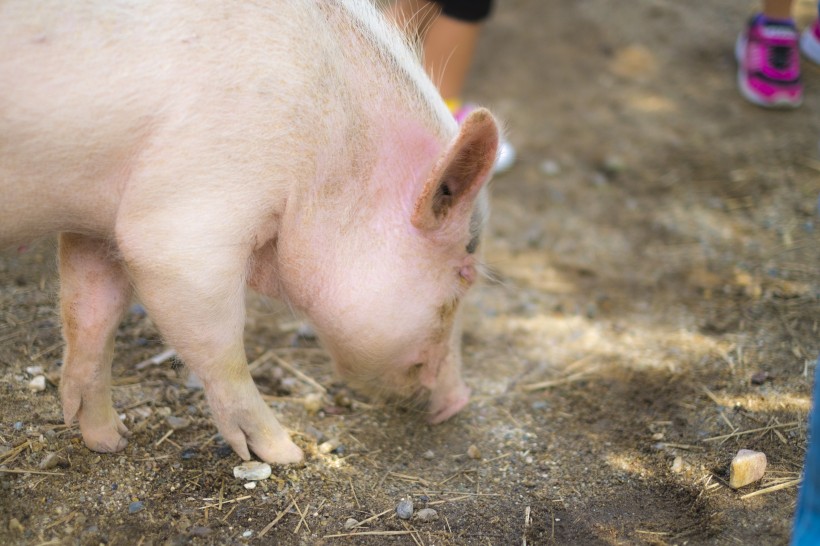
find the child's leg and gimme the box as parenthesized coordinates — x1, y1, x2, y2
(386, 1, 485, 102)
(762, 0, 794, 20)
(422, 13, 483, 101)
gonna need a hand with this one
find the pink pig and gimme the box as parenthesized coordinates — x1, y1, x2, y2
(0, 0, 499, 464)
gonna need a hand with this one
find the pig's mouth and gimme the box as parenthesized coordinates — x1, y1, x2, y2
(427, 383, 471, 424)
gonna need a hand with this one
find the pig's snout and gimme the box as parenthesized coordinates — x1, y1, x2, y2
(427, 381, 470, 424)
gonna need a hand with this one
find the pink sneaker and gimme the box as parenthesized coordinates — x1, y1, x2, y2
(735, 15, 802, 108)
(801, 19, 820, 66)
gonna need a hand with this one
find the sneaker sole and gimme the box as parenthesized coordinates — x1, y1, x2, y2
(801, 28, 820, 65)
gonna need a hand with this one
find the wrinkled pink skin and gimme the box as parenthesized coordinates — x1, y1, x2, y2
(0, 0, 498, 464)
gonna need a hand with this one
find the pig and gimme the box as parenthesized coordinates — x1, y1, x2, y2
(0, 0, 499, 464)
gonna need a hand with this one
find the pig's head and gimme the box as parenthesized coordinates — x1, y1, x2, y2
(276, 107, 499, 424)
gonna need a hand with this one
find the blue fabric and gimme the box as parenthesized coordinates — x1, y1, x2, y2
(792, 357, 820, 545)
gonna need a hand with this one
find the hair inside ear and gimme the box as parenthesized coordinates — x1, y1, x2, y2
(412, 108, 499, 232)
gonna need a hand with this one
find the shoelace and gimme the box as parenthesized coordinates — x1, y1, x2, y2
(769, 44, 792, 70)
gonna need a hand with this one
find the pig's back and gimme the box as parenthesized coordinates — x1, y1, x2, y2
(0, 0, 358, 247)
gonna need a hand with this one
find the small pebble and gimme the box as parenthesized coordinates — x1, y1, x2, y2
(233, 462, 272, 481)
(540, 159, 561, 176)
(166, 416, 190, 430)
(214, 445, 233, 459)
(396, 498, 414, 520)
(28, 375, 46, 392)
(181, 448, 198, 460)
(39, 452, 61, 470)
(303, 393, 324, 414)
(9, 518, 24, 533)
(25, 365, 43, 376)
(422, 450, 435, 460)
(242, 530, 253, 538)
(13, 422, 23, 431)
(344, 518, 359, 530)
(304, 425, 326, 444)
(415, 508, 438, 522)
(244, 481, 257, 490)
(128, 501, 145, 514)
(730, 449, 767, 489)
(671, 456, 684, 473)
(750, 371, 771, 385)
(318, 439, 341, 455)
(467, 445, 481, 460)
(189, 526, 212, 537)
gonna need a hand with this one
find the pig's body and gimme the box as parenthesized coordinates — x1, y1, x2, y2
(0, 0, 498, 463)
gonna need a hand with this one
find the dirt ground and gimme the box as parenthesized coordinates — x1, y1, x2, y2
(2, 0, 820, 544)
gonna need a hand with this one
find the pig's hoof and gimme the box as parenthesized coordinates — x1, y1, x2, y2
(78, 408, 130, 453)
(84, 432, 129, 453)
(250, 436, 304, 465)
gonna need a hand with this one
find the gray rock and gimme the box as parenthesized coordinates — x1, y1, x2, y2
(39, 452, 62, 470)
(416, 508, 438, 522)
(166, 416, 190, 430)
(128, 501, 144, 514)
(344, 518, 359, 530)
(396, 498, 413, 520)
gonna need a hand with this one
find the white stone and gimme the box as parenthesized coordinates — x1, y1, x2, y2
(233, 462, 272, 481)
(729, 449, 767, 489)
(243, 481, 257, 490)
(25, 366, 43, 376)
(28, 375, 46, 392)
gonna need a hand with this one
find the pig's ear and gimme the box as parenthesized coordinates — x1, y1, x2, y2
(412, 108, 499, 232)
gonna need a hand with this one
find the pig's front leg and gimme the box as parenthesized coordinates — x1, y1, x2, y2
(59, 233, 132, 452)
(117, 220, 303, 465)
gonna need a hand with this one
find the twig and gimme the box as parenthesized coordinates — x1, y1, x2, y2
(29, 341, 64, 361)
(155, 429, 174, 447)
(428, 495, 473, 506)
(291, 497, 311, 534)
(271, 353, 328, 394)
(740, 478, 802, 499)
(522, 370, 593, 392)
(349, 508, 392, 529)
(701, 385, 723, 406)
(197, 495, 252, 510)
(324, 531, 416, 538)
(135, 348, 177, 370)
(44, 512, 75, 530)
(702, 422, 799, 442)
(259, 499, 296, 538)
(523, 505, 531, 546)
(349, 479, 361, 509)
(0, 468, 64, 476)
